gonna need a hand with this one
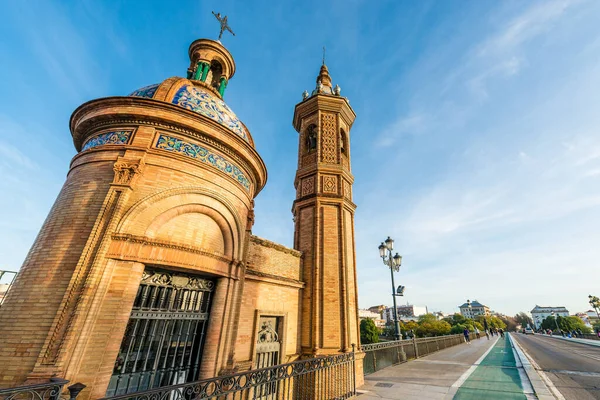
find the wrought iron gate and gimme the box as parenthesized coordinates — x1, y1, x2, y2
(106, 268, 215, 397)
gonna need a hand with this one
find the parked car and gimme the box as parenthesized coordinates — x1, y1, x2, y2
(524, 328, 535, 335)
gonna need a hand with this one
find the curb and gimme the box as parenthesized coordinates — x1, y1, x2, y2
(508, 333, 562, 400)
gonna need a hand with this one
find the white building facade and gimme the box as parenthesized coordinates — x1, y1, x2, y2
(531, 306, 569, 329)
(458, 300, 490, 319)
(385, 305, 428, 322)
(359, 309, 386, 328)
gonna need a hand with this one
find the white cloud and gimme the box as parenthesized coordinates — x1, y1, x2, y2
(376, 113, 428, 147)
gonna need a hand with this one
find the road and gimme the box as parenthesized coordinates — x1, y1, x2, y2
(512, 333, 600, 399)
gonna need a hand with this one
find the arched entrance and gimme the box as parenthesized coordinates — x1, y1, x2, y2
(106, 267, 215, 396)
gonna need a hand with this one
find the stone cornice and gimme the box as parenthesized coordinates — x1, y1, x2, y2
(292, 95, 356, 131)
(249, 235, 301, 257)
(245, 268, 305, 289)
(111, 233, 234, 264)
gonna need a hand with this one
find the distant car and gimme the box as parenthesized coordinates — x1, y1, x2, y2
(524, 328, 535, 335)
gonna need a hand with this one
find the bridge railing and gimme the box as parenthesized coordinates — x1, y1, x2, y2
(362, 333, 477, 375)
(100, 348, 356, 400)
(0, 379, 85, 400)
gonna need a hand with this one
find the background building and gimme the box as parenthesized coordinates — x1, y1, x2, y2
(586, 310, 599, 326)
(385, 304, 428, 322)
(367, 304, 387, 317)
(458, 300, 490, 318)
(359, 309, 386, 329)
(531, 306, 569, 329)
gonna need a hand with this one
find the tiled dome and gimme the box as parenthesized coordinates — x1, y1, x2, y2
(129, 81, 251, 144)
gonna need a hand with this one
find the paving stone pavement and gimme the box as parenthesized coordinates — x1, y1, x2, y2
(358, 335, 500, 399)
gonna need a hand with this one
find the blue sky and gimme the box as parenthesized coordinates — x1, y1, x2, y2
(1, 0, 599, 316)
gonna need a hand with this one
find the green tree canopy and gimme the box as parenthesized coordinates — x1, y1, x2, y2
(514, 312, 533, 328)
(360, 319, 380, 344)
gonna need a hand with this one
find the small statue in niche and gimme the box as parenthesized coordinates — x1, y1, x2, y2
(306, 125, 317, 152)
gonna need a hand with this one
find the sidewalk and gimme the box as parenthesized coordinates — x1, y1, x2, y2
(547, 334, 600, 347)
(358, 334, 545, 399)
(358, 336, 499, 399)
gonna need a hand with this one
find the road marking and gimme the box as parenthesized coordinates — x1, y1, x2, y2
(450, 336, 499, 388)
(511, 335, 566, 400)
(546, 369, 600, 377)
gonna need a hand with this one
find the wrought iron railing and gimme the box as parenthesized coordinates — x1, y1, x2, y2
(362, 333, 477, 375)
(101, 347, 356, 400)
(0, 379, 85, 400)
(0, 270, 18, 306)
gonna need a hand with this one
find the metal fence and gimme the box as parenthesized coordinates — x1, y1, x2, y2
(101, 348, 356, 400)
(0, 379, 85, 400)
(362, 333, 476, 375)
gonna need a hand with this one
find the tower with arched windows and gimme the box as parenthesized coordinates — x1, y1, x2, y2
(292, 63, 360, 360)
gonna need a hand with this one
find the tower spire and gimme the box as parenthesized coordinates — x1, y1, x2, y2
(316, 63, 333, 89)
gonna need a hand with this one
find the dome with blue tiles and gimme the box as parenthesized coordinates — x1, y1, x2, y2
(128, 39, 253, 145)
(129, 80, 251, 144)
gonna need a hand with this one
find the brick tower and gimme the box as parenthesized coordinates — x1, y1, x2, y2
(292, 63, 360, 359)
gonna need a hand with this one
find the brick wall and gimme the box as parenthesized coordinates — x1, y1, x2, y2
(234, 236, 303, 367)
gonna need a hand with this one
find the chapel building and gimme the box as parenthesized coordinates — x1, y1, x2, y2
(0, 37, 360, 399)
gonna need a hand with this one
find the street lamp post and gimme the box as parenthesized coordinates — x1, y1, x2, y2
(589, 295, 600, 319)
(551, 311, 562, 336)
(378, 237, 403, 341)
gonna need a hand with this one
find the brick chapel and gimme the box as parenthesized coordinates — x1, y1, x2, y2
(0, 36, 360, 398)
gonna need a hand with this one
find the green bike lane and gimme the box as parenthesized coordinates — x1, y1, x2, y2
(453, 335, 528, 399)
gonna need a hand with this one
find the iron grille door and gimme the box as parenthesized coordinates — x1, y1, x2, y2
(106, 268, 215, 397)
(254, 317, 281, 399)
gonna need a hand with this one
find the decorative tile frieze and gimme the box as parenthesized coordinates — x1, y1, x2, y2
(155, 134, 251, 191)
(82, 130, 132, 151)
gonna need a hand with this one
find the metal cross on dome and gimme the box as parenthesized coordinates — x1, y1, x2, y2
(212, 11, 235, 41)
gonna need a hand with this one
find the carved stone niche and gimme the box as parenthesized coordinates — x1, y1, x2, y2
(112, 156, 145, 187)
(252, 311, 288, 368)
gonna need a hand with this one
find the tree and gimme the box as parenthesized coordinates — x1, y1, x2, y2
(563, 316, 591, 333)
(360, 319, 380, 344)
(514, 312, 533, 328)
(497, 315, 518, 332)
(444, 313, 467, 326)
(541, 316, 558, 331)
(450, 324, 464, 334)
